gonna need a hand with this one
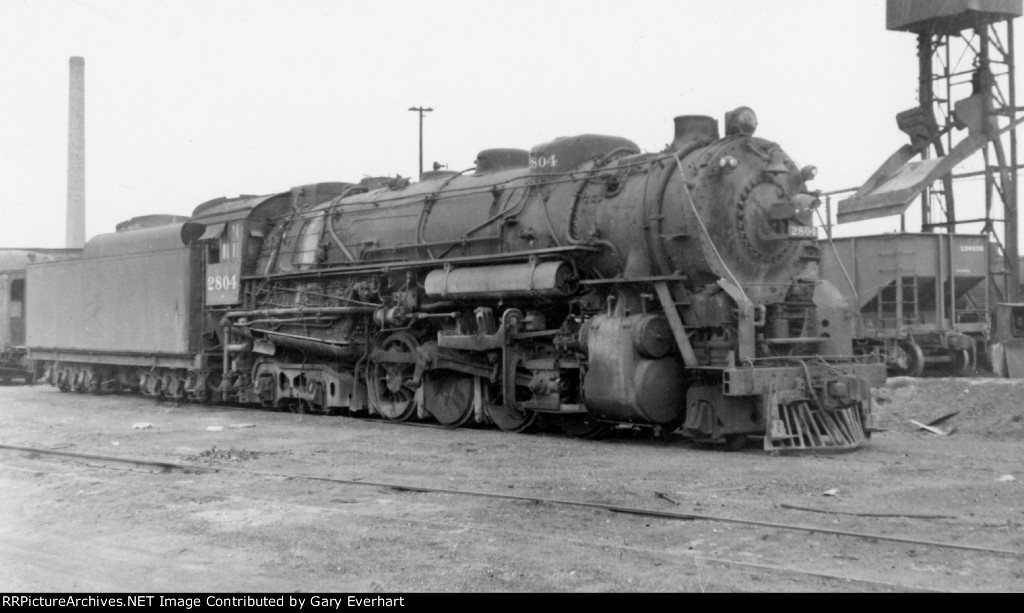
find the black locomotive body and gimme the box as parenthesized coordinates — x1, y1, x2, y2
(29, 110, 885, 451)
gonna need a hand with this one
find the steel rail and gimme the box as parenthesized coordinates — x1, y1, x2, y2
(359, 510, 939, 593)
(691, 556, 937, 593)
(1, 442, 1019, 559)
(1, 444, 941, 593)
(0, 443, 216, 475)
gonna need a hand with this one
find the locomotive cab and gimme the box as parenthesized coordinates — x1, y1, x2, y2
(187, 183, 353, 307)
(198, 220, 246, 306)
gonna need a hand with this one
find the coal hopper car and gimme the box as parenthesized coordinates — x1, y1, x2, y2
(820, 233, 991, 376)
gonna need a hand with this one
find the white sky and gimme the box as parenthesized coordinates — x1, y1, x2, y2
(0, 0, 1017, 248)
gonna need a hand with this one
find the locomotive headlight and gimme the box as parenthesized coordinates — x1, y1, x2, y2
(800, 165, 818, 182)
(719, 155, 738, 169)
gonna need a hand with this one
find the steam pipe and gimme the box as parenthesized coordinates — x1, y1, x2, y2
(222, 306, 376, 320)
(231, 326, 362, 361)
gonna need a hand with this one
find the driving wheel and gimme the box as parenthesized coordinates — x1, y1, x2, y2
(367, 332, 420, 422)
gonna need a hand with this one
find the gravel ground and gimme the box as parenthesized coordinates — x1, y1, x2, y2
(0, 378, 1022, 592)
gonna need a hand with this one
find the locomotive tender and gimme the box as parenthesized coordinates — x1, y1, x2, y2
(27, 108, 886, 450)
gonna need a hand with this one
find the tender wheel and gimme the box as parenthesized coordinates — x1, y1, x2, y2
(142, 373, 162, 396)
(367, 333, 420, 422)
(87, 370, 105, 394)
(892, 341, 925, 377)
(56, 368, 71, 392)
(423, 371, 475, 428)
(558, 414, 610, 439)
(72, 370, 88, 393)
(161, 375, 185, 400)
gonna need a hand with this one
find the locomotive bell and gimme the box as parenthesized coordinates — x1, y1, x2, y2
(764, 150, 790, 175)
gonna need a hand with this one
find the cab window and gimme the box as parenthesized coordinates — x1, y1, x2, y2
(203, 222, 243, 265)
(219, 222, 243, 263)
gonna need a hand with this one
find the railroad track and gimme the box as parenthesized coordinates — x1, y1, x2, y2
(2, 441, 1019, 592)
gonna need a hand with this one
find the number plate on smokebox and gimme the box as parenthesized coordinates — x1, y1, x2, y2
(788, 225, 817, 239)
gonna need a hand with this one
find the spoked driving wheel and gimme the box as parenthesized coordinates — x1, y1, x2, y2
(423, 371, 476, 428)
(367, 332, 420, 422)
(483, 355, 537, 433)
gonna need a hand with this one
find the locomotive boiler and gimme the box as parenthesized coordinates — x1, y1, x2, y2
(32, 108, 886, 451)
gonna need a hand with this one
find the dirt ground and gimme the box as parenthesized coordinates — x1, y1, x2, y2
(0, 377, 1022, 593)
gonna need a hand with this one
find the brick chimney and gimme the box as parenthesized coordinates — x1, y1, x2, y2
(66, 56, 85, 249)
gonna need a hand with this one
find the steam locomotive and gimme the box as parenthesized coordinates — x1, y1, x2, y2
(26, 108, 886, 451)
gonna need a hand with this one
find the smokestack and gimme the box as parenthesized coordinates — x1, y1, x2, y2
(66, 56, 85, 249)
(671, 115, 719, 151)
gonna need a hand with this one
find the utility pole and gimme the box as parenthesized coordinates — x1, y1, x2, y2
(408, 106, 433, 180)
